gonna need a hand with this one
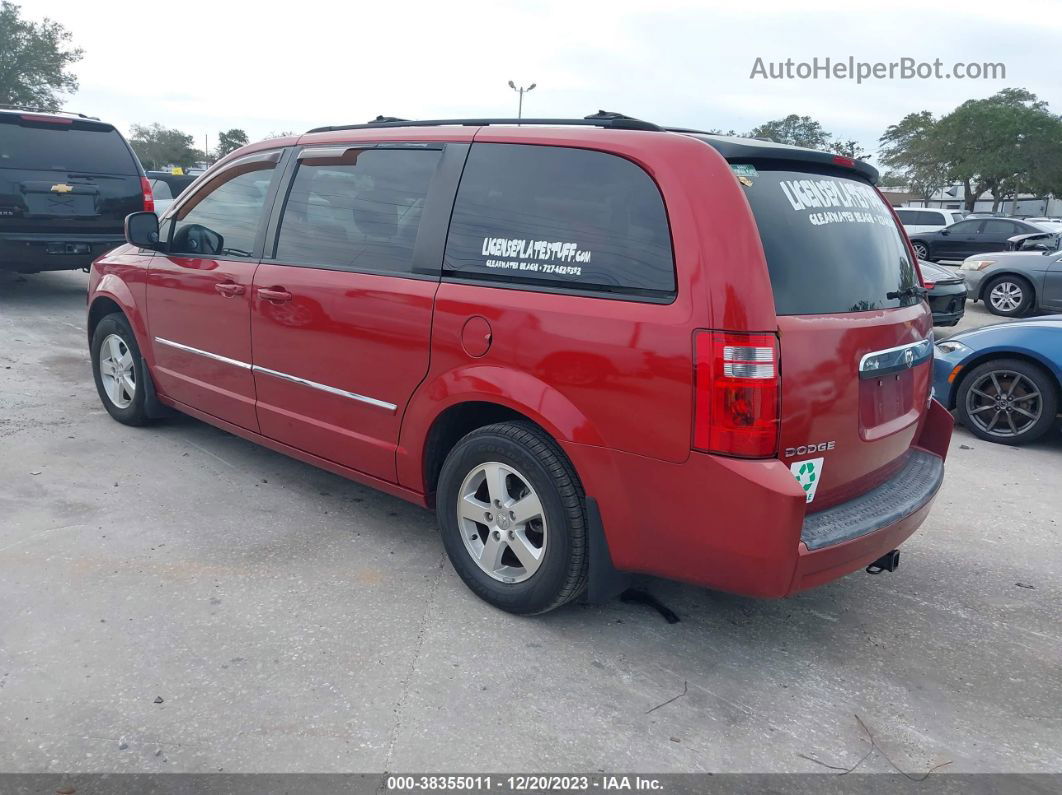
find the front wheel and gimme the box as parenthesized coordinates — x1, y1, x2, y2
(911, 240, 930, 260)
(90, 313, 151, 426)
(436, 421, 588, 614)
(984, 275, 1033, 317)
(956, 359, 1058, 445)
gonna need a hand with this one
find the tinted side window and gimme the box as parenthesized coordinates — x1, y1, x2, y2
(947, 220, 981, 234)
(170, 160, 277, 258)
(924, 211, 945, 225)
(982, 220, 1017, 236)
(444, 143, 675, 296)
(895, 209, 916, 223)
(273, 147, 441, 274)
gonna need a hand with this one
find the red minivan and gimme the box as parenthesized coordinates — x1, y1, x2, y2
(87, 113, 952, 614)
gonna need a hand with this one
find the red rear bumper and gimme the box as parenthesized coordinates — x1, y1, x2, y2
(563, 399, 953, 598)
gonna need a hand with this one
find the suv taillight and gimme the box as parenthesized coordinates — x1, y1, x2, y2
(140, 176, 154, 213)
(693, 330, 780, 458)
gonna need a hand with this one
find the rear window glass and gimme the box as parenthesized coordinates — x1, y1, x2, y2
(444, 143, 675, 296)
(0, 119, 138, 175)
(741, 167, 918, 315)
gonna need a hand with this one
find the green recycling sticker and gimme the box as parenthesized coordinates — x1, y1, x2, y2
(790, 457, 825, 503)
(730, 164, 758, 178)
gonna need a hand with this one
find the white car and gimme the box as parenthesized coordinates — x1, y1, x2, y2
(895, 208, 966, 236)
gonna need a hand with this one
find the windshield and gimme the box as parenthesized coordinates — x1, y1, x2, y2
(740, 166, 918, 315)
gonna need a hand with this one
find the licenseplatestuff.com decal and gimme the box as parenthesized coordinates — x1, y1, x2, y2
(480, 237, 591, 279)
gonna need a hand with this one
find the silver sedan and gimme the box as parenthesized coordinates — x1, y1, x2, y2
(961, 245, 1062, 317)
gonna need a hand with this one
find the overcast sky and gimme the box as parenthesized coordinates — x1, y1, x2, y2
(21, 0, 1062, 164)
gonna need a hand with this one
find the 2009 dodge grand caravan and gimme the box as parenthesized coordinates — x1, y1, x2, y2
(87, 113, 953, 614)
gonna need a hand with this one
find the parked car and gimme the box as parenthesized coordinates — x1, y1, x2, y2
(960, 240, 1062, 317)
(895, 207, 965, 236)
(146, 171, 196, 217)
(909, 217, 1051, 263)
(0, 108, 151, 273)
(86, 114, 952, 614)
(934, 316, 1061, 444)
(919, 260, 967, 326)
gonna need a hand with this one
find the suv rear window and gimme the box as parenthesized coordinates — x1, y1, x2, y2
(741, 167, 917, 315)
(444, 143, 675, 297)
(0, 117, 138, 175)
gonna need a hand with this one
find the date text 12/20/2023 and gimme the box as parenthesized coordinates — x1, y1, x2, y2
(385, 774, 665, 791)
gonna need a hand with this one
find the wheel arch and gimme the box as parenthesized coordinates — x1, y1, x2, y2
(88, 274, 150, 357)
(398, 365, 607, 500)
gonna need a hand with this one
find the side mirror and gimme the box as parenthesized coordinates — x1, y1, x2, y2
(125, 211, 160, 249)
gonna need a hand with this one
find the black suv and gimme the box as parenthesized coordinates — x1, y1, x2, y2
(0, 108, 149, 273)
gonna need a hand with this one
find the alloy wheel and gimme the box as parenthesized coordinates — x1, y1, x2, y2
(912, 242, 929, 259)
(989, 281, 1024, 313)
(99, 333, 136, 408)
(964, 369, 1042, 438)
(457, 461, 547, 584)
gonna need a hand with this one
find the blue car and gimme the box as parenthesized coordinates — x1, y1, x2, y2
(934, 316, 1062, 445)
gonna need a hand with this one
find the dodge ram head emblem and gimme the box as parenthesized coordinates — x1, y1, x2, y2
(50, 184, 73, 194)
(903, 348, 915, 368)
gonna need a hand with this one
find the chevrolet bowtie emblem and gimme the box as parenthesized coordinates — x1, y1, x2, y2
(51, 184, 73, 193)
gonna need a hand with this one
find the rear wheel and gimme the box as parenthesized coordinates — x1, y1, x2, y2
(436, 421, 587, 614)
(957, 359, 1057, 445)
(90, 313, 151, 426)
(984, 275, 1033, 317)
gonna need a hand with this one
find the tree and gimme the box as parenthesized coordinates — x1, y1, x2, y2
(129, 123, 200, 171)
(215, 128, 249, 159)
(830, 139, 868, 160)
(0, 1, 83, 111)
(878, 111, 951, 203)
(747, 114, 832, 149)
(881, 89, 1062, 211)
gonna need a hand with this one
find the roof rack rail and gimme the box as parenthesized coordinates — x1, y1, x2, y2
(307, 110, 663, 134)
(0, 104, 100, 120)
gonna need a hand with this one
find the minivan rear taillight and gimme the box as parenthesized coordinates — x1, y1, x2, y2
(693, 331, 780, 458)
(140, 176, 154, 213)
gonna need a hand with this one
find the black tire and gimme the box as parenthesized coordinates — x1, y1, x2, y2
(983, 274, 1034, 317)
(436, 421, 588, 614)
(956, 358, 1058, 445)
(90, 312, 151, 426)
(911, 240, 931, 261)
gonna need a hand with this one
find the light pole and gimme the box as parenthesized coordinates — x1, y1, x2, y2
(508, 81, 536, 120)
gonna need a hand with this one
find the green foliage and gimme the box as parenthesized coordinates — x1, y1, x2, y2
(747, 115, 832, 150)
(879, 89, 1062, 210)
(745, 115, 867, 160)
(215, 128, 249, 159)
(830, 139, 868, 160)
(878, 111, 950, 201)
(0, 1, 83, 111)
(130, 123, 200, 171)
